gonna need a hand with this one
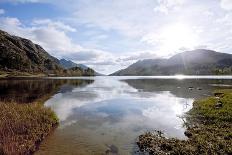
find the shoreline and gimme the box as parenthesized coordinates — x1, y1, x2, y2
(0, 102, 59, 154)
(137, 89, 232, 154)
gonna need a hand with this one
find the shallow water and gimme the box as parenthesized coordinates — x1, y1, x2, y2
(0, 76, 232, 154)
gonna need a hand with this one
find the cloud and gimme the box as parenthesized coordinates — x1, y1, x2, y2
(220, 0, 232, 10)
(154, 0, 186, 14)
(32, 19, 77, 32)
(73, 0, 157, 38)
(119, 51, 158, 61)
(63, 49, 112, 62)
(216, 13, 232, 25)
(0, 17, 98, 61)
(0, 17, 80, 55)
(154, 5, 169, 14)
(0, 9, 5, 15)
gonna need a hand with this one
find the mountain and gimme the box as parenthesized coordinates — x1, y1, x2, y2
(0, 29, 63, 74)
(0, 29, 96, 76)
(59, 59, 88, 70)
(59, 59, 103, 76)
(111, 49, 232, 76)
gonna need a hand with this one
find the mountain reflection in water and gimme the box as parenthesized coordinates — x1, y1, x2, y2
(0, 76, 231, 154)
(38, 77, 232, 154)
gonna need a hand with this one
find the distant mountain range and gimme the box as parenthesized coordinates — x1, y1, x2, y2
(59, 59, 103, 76)
(1, 29, 232, 77)
(59, 59, 89, 70)
(111, 49, 232, 76)
(0, 29, 98, 76)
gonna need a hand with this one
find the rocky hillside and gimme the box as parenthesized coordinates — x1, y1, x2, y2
(111, 49, 232, 76)
(0, 30, 63, 74)
(59, 59, 88, 70)
(0, 29, 97, 76)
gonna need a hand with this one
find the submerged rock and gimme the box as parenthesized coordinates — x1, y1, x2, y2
(188, 87, 194, 90)
(105, 144, 119, 154)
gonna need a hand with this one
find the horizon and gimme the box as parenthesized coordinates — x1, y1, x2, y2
(0, 0, 232, 74)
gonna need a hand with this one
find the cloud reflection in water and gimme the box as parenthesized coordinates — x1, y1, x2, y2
(45, 77, 193, 139)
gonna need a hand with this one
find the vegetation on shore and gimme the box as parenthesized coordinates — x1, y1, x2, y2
(137, 89, 232, 154)
(0, 102, 59, 154)
(0, 67, 95, 78)
(0, 71, 46, 78)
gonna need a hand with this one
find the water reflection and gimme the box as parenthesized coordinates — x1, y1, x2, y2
(1, 77, 231, 154)
(123, 79, 232, 99)
(0, 79, 93, 103)
(38, 77, 197, 154)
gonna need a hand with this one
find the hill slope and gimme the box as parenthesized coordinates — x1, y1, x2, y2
(0, 29, 97, 76)
(59, 59, 88, 70)
(111, 49, 232, 75)
(0, 30, 62, 74)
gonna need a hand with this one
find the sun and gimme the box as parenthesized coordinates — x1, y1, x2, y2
(159, 23, 197, 51)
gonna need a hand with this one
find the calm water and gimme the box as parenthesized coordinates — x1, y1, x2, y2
(1, 76, 232, 154)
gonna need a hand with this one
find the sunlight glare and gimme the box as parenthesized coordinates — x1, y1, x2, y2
(175, 74, 186, 80)
(159, 23, 197, 51)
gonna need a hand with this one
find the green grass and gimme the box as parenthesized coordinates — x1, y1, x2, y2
(0, 102, 58, 154)
(190, 90, 232, 123)
(137, 89, 232, 154)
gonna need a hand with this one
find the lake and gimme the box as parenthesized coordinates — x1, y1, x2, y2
(1, 76, 232, 154)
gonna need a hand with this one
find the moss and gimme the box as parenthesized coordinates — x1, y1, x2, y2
(0, 102, 59, 154)
(137, 89, 232, 154)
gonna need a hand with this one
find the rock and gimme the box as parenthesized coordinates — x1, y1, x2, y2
(215, 101, 223, 108)
(188, 87, 194, 90)
(105, 144, 118, 154)
(214, 92, 224, 98)
(184, 131, 193, 138)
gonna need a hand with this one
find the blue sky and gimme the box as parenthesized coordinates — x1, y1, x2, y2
(0, 0, 232, 74)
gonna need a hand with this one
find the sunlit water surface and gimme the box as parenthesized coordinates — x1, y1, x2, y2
(0, 76, 232, 154)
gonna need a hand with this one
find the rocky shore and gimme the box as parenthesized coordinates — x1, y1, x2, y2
(137, 89, 232, 154)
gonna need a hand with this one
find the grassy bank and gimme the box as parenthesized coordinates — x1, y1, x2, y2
(0, 102, 58, 154)
(137, 90, 232, 154)
(0, 71, 46, 78)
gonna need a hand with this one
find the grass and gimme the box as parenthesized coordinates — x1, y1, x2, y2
(0, 71, 46, 78)
(0, 102, 59, 154)
(137, 89, 232, 154)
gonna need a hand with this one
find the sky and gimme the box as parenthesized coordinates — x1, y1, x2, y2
(0, 0, 232, 74)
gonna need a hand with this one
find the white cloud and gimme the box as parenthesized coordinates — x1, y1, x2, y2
(154, 5, 169, 14)
(154, 0, 186, 14)
(73, 0, 157, 38)
(119, 51, 158, 61)
(0, 9, 5, 15)
(220, 0, 232, 10)
(0, 17, 80, 55)
(216, 13, 232, 25)
(32, 19, 76, 32)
